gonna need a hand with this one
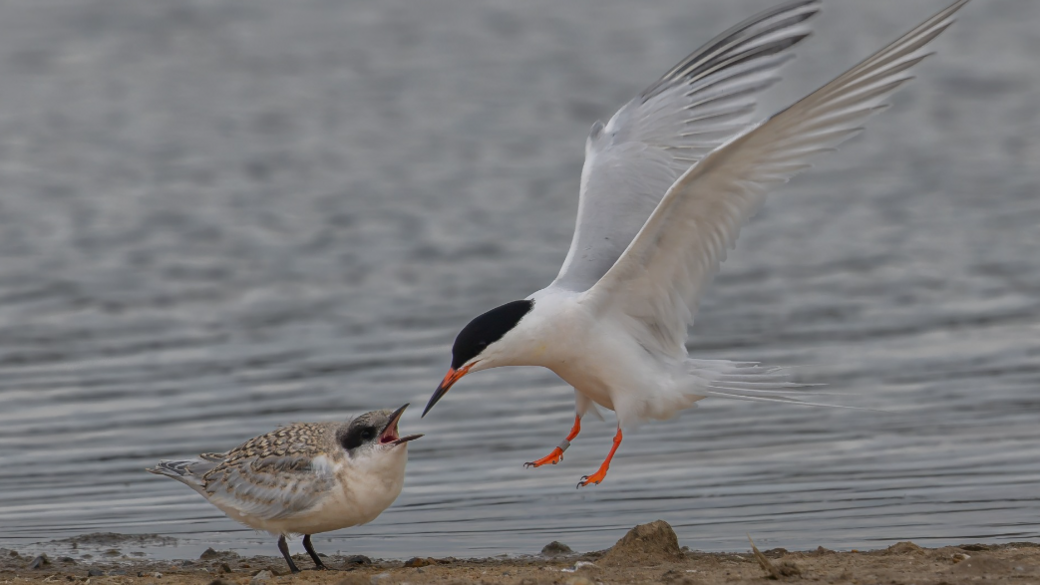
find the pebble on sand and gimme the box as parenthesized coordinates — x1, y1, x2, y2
(249, 570, 273, 584)
(541, 541, 574, 557)
(599, 520, 686, 567)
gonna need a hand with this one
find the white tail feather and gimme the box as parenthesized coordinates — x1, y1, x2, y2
(686, 359, 879, 411)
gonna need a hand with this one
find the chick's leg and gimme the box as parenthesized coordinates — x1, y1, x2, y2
(302, 535, 327, 570)
(278, 535, 301, 574)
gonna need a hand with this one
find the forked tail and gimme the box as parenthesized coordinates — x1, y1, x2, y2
(686, 359, 863, 409)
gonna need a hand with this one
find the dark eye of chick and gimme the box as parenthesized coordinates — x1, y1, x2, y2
(340, 425, 380, 451)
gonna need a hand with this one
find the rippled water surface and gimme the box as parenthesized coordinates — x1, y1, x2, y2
(0, 0, 1038, 561)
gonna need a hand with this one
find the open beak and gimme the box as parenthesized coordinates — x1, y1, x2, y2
(422, 364, 471, 417)
(380, 403, 423, 446)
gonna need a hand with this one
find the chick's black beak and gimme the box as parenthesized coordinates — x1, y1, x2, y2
(422, 365, 471, 417)
(380, 403, 423, 445)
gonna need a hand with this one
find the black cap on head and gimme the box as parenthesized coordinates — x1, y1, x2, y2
(451, 300, 533, 369)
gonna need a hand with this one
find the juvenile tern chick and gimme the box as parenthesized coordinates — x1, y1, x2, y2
(148, 404, 421, 573)
(423, 0, 969, 487)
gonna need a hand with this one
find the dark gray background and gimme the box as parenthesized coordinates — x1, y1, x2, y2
(0, 0, 1037, 560)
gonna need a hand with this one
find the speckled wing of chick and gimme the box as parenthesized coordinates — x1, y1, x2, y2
(198, 422, 344, 521)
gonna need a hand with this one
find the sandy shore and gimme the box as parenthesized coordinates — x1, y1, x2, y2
(3, 522, 1038, 585)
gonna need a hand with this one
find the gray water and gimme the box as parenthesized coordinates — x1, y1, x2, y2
(0, 0, 1038, 562)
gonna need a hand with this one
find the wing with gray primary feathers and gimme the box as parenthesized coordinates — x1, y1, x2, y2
(585, 1, 968, 357)
(551, 0, 821, 292)
(152, 423, 342, 522)
(202, 452, 338, 521)
(198, 422, 341, 521)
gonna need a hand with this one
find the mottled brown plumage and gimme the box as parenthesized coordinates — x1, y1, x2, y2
(148, 405, 421, 573)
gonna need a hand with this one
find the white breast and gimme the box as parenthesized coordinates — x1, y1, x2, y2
(528, 290, 697, 426)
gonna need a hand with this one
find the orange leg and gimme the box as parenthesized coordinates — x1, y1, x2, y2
(576, 427, 623, 488)
(524, 415, 582, 468)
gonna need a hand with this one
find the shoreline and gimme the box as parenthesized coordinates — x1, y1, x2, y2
(3, 521, 1038, 585)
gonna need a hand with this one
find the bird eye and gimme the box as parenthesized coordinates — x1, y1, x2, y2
(360, 428, 376, 441)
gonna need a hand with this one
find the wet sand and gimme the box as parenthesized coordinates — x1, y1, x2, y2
(4, 522, 1038, 585)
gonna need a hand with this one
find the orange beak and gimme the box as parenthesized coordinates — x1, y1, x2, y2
(422, 364, 472, 417)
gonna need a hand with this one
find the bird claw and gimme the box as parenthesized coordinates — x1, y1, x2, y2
(524, 447, 564, 468)
(576, 468, 608, 488)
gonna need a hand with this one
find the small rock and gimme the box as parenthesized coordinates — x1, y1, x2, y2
(28, 554, 51, 569)
(200, 548, 221, 560)
(180, 560, 195, 567)
(600, 520, 685, 566)
(776, 561, 803, 578)
(403, 557, 433, 568)
(250, 570, 273, 584)
(102, 549, 121, 557)
(208, 580, 232, 585)
(415, 567, 425, 574)
(959, 544, 992, 552)
(887, 541, 924, 555)
(87, 569, 104, 577)
(541, 541, 574, 557)
(345, 555, 372, 566)
(563, 577, 594, 585)
(59, 557, 77, 563)
(220, 562, 232, 573)
(153, 572, 163, 578)
(108, 570, 127, 576)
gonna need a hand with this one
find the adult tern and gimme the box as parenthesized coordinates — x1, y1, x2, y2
(423, 0, 968, 487)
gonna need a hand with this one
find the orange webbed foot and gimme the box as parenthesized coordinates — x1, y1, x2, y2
(576, 468, 608, 488)
(524, 447, 564, 468)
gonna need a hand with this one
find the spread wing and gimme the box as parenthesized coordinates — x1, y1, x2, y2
(583, 1, 968, 357)
(550, 0, 821, 292)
